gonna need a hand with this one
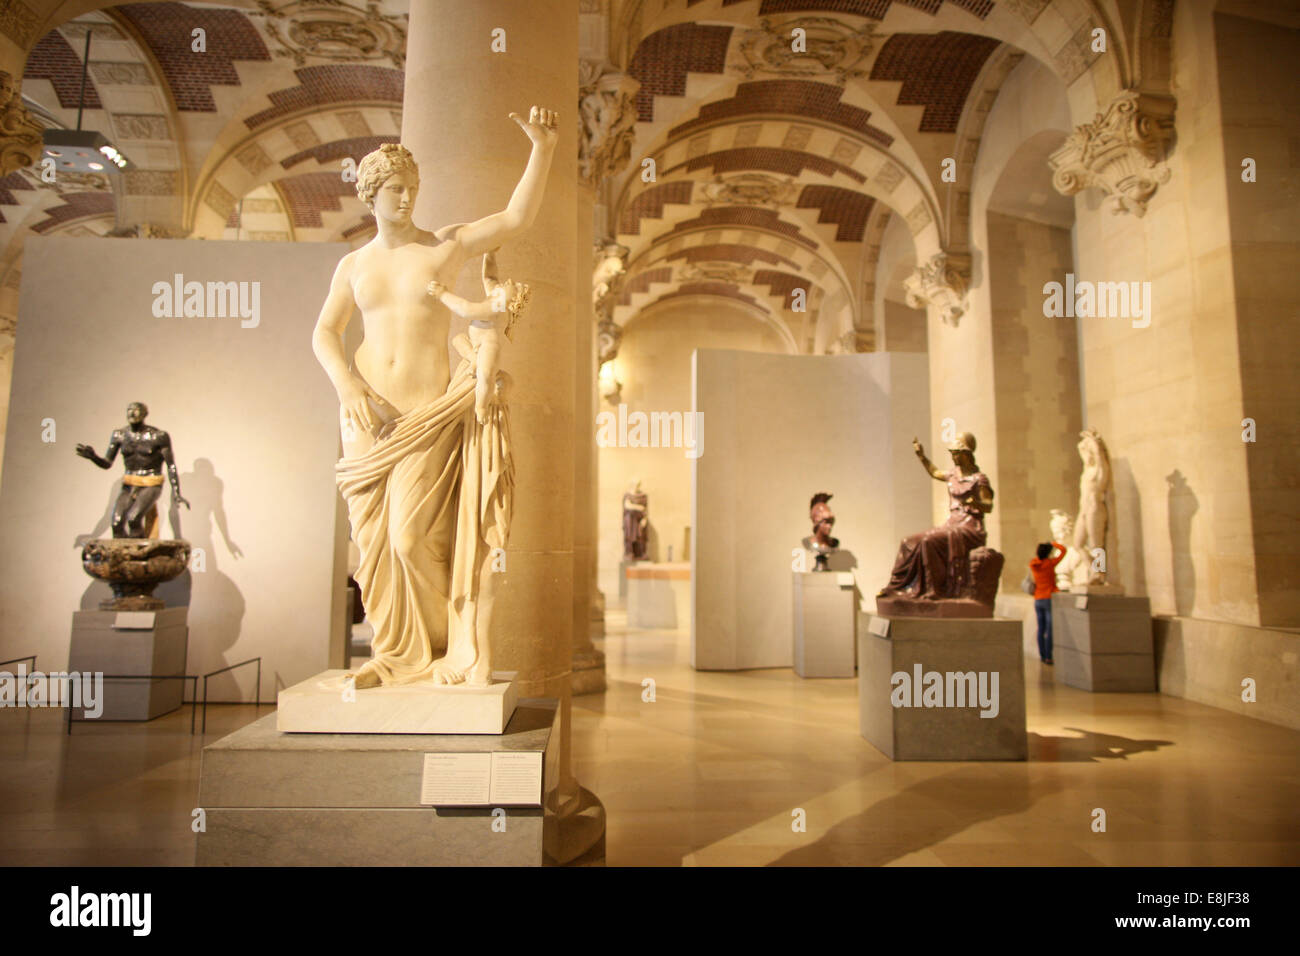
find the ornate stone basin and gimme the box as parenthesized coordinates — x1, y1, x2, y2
(81, 538, 191, 610)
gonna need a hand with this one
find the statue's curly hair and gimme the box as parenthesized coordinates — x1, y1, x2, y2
(356, 144, 419, 207)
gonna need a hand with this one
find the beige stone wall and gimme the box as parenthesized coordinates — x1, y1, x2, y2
(930, 54, 1074, 575)
(881, 298, 927, 353)
(596, 299, 786, 599)
(1214, 12, 1300, 627)
(1073, 2, 1259, 624)
(986, 211, 1081, 585)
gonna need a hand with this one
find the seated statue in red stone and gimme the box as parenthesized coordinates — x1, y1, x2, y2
(876, 432, 1003, 618)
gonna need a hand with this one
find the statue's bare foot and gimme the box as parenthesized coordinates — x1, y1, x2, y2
(430, 658, 466, 685)
(466, 657, 492, 686)
(349, 666, 382, 690)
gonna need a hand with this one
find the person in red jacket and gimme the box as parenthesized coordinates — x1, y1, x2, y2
(1029, 541, 1066, 664)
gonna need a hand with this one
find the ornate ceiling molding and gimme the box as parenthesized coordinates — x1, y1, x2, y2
(733, 16, 877, 85)
(0, 72, 42, 177)
(1048, 89, 1175, 217)
(254, 0, 407, 69)
(700, 172, 798, 208)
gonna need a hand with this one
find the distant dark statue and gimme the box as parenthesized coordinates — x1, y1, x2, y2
(877, 432, 1004, 617)
(75, 402, 192, 611)
(801, 492, 839, 572)
(622, 478, 648, 560)
(76, 401, 189, 537)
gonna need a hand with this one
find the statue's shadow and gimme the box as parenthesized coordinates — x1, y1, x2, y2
(766, 728, 1171, 866)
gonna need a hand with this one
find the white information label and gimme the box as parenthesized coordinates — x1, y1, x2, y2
(1074, 596, 1089, 610)
(867, 616, 890, 638)
(490, 751, 543, 806)
(421, 753, 491, 806)
(113, 611, 156, 630)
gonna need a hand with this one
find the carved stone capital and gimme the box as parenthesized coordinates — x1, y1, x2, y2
(579, 63, 639, 187)
(0, 71, 43, 177)
(592, 240, 628, 324)
(1049, 90, 1175, 217)
(597, 318, 622, 367)
(904, 252, 970, 327)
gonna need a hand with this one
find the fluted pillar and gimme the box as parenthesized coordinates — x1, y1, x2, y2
(403, 0, 600, 859)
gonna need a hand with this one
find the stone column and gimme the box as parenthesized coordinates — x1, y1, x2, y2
(572, 181, 606, 694)
(403, 0, 601, 860)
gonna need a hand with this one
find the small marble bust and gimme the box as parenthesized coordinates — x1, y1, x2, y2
(801, 492, 839, 572)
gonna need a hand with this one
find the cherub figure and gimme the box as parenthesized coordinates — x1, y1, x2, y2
(428, 250, 531, 425)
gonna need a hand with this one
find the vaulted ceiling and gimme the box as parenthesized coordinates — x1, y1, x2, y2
(0, 0, 1172, 355)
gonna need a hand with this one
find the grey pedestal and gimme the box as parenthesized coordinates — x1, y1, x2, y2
(858, 614, 1026, 761)
(1051, 593, 1154, 691)
(626, 563, 689, 629)
(196, 699, 560, 866)
(792, 572, 856, 678)
(67, 607, 188, 721)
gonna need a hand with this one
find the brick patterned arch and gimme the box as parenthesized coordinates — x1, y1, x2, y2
(117, 2, 271, 112)
(796, 185, 875, 242)
(669, 79, 893, 147)
(244, 65, 405, 131)
(870, 31, 1001, 133)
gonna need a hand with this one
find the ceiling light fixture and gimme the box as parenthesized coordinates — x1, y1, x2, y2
(40, 26, 133, 174)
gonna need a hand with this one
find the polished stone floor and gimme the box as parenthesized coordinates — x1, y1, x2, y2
(1, 611, 1297, 866)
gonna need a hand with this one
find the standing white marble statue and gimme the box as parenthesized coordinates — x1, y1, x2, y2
(312, 107, 558, 689)
(1048, 509, 1089, 589)
(1072, 428, 1112, 585)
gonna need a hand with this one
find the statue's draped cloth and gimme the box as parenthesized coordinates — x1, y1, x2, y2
(882, 468, 989, 599)
(336, 355, 513, 684)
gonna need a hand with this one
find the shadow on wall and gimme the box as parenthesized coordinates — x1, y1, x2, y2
(644, 522, 660, 563)
(1111, 457, 1144, 594)
(1166, 469, 1198, 616)
(75, 459, 246, 698)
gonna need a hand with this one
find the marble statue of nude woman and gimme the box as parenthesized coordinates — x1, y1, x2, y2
(311, 106, 558, 689)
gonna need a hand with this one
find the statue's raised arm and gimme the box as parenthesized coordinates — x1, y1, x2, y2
(912, 437, 948, 481)
(453, 106, 559, 258)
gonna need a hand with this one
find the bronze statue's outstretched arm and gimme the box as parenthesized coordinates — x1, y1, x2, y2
(911, 437, 947, 481)
(76, 431, 120, 469)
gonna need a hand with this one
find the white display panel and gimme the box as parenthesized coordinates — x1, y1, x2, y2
(0, 237, 350, 700)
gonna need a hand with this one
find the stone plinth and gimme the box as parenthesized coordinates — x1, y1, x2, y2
(627, 562, 690, 629)
(277, 670, 519, 734)
(792, 571, 856, 678)
(858, 614, 1026, 761)
(197, 700, 560, 866)
(1051, 593, 1154, 692)
(68, 607, 188, 721)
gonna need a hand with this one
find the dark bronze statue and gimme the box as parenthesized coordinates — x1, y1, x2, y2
(622, 479, 648, 560)
(76, 401, 189, 538)
(877, 432, 1004, 617)
(802, 492, 839, 572)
